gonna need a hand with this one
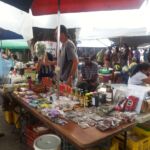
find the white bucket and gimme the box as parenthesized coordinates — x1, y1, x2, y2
(34, 134, 61, 150)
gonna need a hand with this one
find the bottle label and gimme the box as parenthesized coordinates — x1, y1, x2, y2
(107, 93, 112, 99)
(92, 97, 95, 106)
(106, 98, 112, 102)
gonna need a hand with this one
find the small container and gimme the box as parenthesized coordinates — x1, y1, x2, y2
(34, 134, 61, 150)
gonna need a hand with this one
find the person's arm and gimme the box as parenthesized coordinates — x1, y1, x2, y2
(142, 77, 150, 84)
(67, 57, 78, 85)
(47, 60, 57, 66)
(64, 41, 78, 85)
(36, 59, 42, 72)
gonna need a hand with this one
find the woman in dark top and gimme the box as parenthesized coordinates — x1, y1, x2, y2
(37, 52, 56, 82)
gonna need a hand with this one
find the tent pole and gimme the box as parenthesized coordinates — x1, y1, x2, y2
(57, 0, 60, 66)
(56, 0, 61, 99)
(0, 40, 2, 51)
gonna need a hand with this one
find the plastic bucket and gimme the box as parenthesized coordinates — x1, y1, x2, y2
(99, 73, 112, 82)
(34, 134, 61, 150)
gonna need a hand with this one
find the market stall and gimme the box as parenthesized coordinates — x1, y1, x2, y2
(1, 1, 150, 150)
(11, 86, 135, 150)
(1, 79, 150, 150)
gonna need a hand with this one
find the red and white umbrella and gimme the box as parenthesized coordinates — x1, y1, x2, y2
(1, 0, 144, 15)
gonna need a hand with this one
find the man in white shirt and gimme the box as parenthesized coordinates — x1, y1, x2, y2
(128, 63, 150, 85)
(128, 71, 147, 85)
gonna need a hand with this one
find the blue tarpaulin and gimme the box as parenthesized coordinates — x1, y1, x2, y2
(0, 28, 23, 40)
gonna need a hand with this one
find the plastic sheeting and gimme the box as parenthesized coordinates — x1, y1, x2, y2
(77, 39, 113, 48)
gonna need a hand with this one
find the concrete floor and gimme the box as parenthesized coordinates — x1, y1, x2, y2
(0, 105, 29, 150)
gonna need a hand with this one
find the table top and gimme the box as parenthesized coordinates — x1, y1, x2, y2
(12, 92, 135, 149)
(136, 113, 150, 123)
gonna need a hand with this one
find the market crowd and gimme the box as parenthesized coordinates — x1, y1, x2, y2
(1, 25, 150, 91)
(1, 25, 150, 139)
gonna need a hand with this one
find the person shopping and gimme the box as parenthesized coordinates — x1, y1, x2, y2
(77, 57, 99, 92)
(128, 63, 150, 85)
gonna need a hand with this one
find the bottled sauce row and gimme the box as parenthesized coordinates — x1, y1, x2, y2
(59, 82, 113, 107)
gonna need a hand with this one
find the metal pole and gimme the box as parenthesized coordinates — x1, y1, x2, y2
(57, 0, 60, 66)
(56, 0, 61, 99)
(0, 40, 1, 47)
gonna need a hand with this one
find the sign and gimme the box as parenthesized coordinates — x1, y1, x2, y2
(35, 41, 57, 57)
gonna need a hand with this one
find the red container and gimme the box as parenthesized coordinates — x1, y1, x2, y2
(25, 125, 50, 149)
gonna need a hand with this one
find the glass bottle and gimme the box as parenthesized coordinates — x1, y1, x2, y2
(106, 80, 113, 103)
(80, 90, 84, 107)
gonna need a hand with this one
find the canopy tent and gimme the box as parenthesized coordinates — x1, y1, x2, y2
(0, 28, 23, 40)
(111, 36, 150, 47)
(0, 2, 33, 40)
(0, 0, 149, 40)
(1, 0, 144, 15)
(0, 28, 28, 51)
(1, 40, 29, 50)
(77, 39, 113, 48)
(138, 43, 150, 49)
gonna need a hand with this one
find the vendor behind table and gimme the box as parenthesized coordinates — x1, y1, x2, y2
(128, 62, 150, 85)
(77, 56, 99, 92)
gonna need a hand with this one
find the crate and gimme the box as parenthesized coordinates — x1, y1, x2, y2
(116, 129, 150, 150)
(4, 111, 13, 124)
(110, 139, 119, 150)
(127, 133, 150, 150)
(24, 125, 50, 149)
(133, 126, 150, 137)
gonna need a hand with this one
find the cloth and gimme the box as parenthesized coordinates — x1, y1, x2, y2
(38, 64, 54, 81)
(81, 61, 98, 81)
(128, 71, 147, 85)
(38, 53, 54, 81)
(59, 39, 77, 81)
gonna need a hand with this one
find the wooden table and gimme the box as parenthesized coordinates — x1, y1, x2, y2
(12, 93, 135, 150)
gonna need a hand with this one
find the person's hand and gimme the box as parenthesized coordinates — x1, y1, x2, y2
(38, 58, 42, 65)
